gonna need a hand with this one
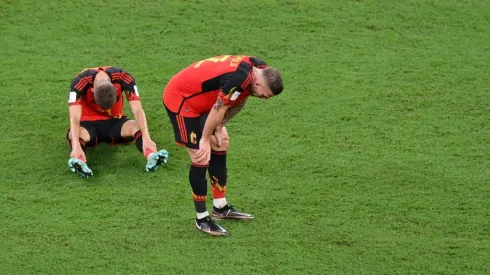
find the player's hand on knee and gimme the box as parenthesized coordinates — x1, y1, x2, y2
(220, 138, 229, 150)
(196, 139, 211, 163)
(214, 127, 229, 148)
(211, 136, 229, 151)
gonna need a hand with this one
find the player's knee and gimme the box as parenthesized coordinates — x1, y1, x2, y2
(221, 126, 229, 135)
(210, 131, 230, 151)
(122, 120, 139, 136)
(191, 156, 209, 166)
(188, 149, 209, 166)
(221, 138, 230, 150)
(126, 120, 138, 131)
(67, 127, 91, 143)
(211, 138, 229, 151)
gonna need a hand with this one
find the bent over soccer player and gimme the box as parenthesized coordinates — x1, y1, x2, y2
(163, 55, 283, 236)
(67, 66, 168, 178)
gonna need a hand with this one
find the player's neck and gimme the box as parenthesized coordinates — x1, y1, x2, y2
(94, 71, 111, 87)
(252, 67, 259, 83)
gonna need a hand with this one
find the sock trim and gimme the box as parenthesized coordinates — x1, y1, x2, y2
(196, 211, 209, 220)
(191, 162, 209, 168)
(133, 130, 142, 140)
(211, 150, 227, 155)
(192, 192, 207, 202)
(144, 148, 154, 159)
(213, 198, 227, 209)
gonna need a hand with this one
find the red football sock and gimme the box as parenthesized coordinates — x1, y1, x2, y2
(145, 148, 155, 159)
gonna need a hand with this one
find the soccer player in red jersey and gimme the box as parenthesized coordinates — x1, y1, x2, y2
(163, 55, 283, 236)
(67, 66, 168, 178)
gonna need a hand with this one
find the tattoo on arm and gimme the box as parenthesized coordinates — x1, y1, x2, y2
(213, 98, 223, 110)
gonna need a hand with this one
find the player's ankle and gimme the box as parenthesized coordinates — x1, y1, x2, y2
(213, 198, 227, 209)
(196, 211, 210, 220)
(144, 148, 155, 159)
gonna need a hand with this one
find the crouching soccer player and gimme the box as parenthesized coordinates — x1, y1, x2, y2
(67, 66, 168, 178)
(163, 55, 283, 236)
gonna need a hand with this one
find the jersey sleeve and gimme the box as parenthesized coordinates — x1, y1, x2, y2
(68, 69, 95, 106)
(106, 67, 140, 101)
(248, 56, 268, 68)
(218, 64, 252, 106)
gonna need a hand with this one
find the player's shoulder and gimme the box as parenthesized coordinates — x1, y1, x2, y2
(103, 66, 132, 76)
(70, 68, 97, 91)
(103, 66, 136, 85)
(102, 66, 123, 73)
(73, 67, 98, 79)
(245, 56, 268, 68)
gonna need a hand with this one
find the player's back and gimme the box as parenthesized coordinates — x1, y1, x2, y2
(163, 55, 253, 115)
(169, 55, 248, 94)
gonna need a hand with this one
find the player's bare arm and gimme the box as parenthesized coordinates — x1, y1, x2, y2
(204, 98, 230, 140)
(220, 98, 247, 127)
(196, 98, 230, 163)
(213, 97, 223, 110)
(68, 104, 86, 160)
(68, 105, 82, 147)
(129, 100, 157, 152)
(129, 100, 150, 139)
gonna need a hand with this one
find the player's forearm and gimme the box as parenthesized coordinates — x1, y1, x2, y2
(219, 100, 246, 127)
(133, 109, 151, 139)
(202, 108, 226, 142)
(219, 114, 233, 128)
(220, 107, 240, 127)
(69, 118, 81, 148)
(68, 105, 82, 148)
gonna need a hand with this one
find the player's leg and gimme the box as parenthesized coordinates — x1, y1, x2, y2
(208, 128, 253, 220)
(66, 124, 96, 178)
(165, 106, 227, 236)
(187, 147, 228, 236)
(118, 117, 143, 149)
(208, 130, 229, 209)
(66, 126, 91, 158)
(116, 117, 168, 171)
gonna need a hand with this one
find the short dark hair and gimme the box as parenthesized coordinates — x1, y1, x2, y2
(94, 81, 116, 110)
(263, 67, 283, 95)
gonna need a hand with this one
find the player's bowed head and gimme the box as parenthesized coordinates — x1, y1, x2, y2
(93, 80, 116, 110)
(249, 67, 284, 100)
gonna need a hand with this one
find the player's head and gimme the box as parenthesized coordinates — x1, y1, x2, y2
(94, 81, 116, 110)
(250, 67, 283, 99)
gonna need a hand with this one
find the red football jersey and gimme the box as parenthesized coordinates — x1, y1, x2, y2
(68, 66, 140, 121)
(163, 55, 268, 117)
